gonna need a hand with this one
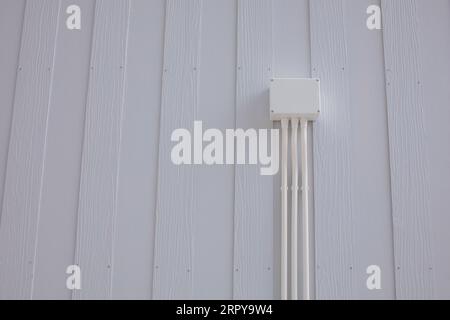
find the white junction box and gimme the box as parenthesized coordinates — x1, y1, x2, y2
(270, 78, 321, 121)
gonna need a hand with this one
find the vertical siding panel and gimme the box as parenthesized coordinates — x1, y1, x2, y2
(343, 0, 396, 299)
(73, 0, 131, 299)
(193, 0, 236, 299)
(272, 0, 310, 78)
(381, 0, 434, 299)
(416, 0, 450, 299)
(112, 0, 165, 300)
(0, 0, 26, 219)
(233, 0, 273, 299)
(33, 0, 96, 299)
(0, 0, 61, 299)
(310, 0, 355, 299)
(152, 0, 202, 300)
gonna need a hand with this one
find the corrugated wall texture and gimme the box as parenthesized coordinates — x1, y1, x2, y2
(0, 0, 449, 300)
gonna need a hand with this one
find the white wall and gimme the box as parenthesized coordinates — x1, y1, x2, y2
(0, 0, 449, 300)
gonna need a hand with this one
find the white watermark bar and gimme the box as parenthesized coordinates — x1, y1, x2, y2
(171, 121, 280, 176)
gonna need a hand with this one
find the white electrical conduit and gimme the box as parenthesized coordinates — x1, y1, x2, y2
(301, 118, 311, 300)
(290, 118, 299, 300)
(271, 78, 318, 300)
(280, 119, 289, 300)
(280, 118, 311, 300)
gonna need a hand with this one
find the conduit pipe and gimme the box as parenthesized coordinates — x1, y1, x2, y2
(301, 119, 311, 300)
(280, 119, 289, 301)
(290, 118, 299, 300)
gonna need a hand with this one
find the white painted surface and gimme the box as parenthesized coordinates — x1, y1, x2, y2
(73, 0, 131, 300)
(0, 0, 60, 299)
(310, 0, 355, 299)
(233, 0, 273, 299)
(152, 0, 202, 300)
(0, 0, 449, 300)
